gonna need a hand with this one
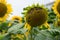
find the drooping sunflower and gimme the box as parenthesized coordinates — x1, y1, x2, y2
(0, 0, 12, 22)
(11, 16, 22, 23)
(22, 4, 48, 39)
(52, 0, 60, 18)
(23, 4, 48, 27)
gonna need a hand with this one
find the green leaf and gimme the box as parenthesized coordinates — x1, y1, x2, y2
(35, 29, 60, 40)
(7, 23, 26, 34)
(0, 33, 8, 40)
(2, 34, 11, 40)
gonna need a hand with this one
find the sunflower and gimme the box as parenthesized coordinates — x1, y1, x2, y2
(0, 0, 12, 22)
(11, 16, 22, 23)
(22, 4, 48, 39)
(52, 0, 60, 18)
(23, 4, 48, 27)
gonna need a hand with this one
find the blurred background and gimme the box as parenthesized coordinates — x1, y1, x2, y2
(7, 0, 55, 19)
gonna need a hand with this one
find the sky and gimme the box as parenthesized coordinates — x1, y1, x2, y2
(7, 0, 54, 19)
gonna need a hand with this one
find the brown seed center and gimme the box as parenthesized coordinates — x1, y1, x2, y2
(0, 3, 7, 17)
(26, 7, 48, 27)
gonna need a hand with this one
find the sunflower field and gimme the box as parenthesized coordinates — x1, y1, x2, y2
(0, 0, 60, 40)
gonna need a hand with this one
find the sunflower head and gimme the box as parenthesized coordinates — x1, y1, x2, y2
(52, 0, 60, 18)
(11, 16, 22, 23)
(23, 4, 48, 27)
(0, 0, 12, 21)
